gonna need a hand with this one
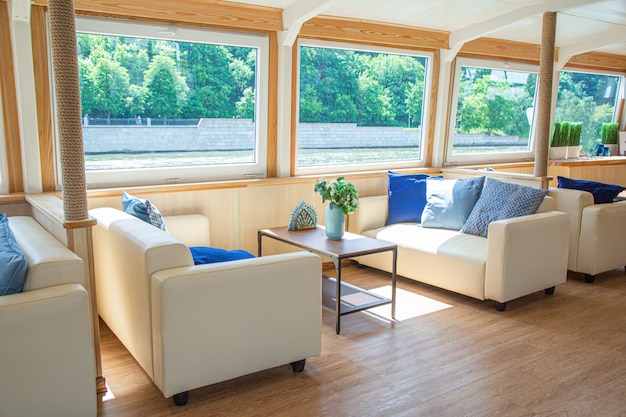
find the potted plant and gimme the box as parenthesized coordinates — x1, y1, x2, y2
(550, 122, 567, 160)
(314, 176, 359, 240)
(601, 122, 619, 156)
(566, 122, 582, 159)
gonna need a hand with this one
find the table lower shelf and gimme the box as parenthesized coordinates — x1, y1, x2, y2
(322, 275, 392, 316)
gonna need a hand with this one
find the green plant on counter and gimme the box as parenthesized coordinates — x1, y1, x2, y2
(551, 122, 566, 147)
(601, 123, 618, 145)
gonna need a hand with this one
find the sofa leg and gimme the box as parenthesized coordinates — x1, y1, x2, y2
(290, 359, 306, 373)
(545, 286, 555, 295)
(173, 391, 189, 406)
(495, 302, 507, 312)
(584, 274, 596, 284)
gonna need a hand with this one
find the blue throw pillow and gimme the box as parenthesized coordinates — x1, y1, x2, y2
(0, 214, 28, 296)
(461, 178, 548, 237)
(421, 176, 485, 230)
(385, 172, 442, 225)
(190, 246, 255, 265)
(122, 192, 167, 231)
(557, 176, 625, 204)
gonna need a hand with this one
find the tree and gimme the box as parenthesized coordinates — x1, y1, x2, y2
(144, 54, 189, 120)
(405, 81, 424, 127)
(78, 58, 98, 117)
(357, 74, 393, 126)
(236, 87, 255, 120)
(92, 56, 131, 122)
(114, 42, 149, 85)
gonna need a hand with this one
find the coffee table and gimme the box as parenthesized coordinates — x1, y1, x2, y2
(258, 226, 397, 334)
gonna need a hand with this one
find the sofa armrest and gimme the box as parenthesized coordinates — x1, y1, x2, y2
(0, 284, 97, 417)
(8, 216, 84, 291)
(548, 187, 595, 270)
(577, 200, 626, 275)
(150, 251, 322, 398)
(348, 195, 388, 234)
(485, 211, 569, 304)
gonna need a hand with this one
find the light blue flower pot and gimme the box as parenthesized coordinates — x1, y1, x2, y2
(325, 205, 345, 240)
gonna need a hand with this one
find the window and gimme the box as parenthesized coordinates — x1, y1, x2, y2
(555, 70, 621, 155)
(58, 17, 269, 188)
(295, 40, 431, 174)
(447, 58, 539, 164)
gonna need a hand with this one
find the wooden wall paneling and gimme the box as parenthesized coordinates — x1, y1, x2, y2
(0, 1, 25, 193)
(300, 16, 449, 51)
(31, 0, 283, 32)
(30, 5, 56, 192)
(459, 37, 548, 64)
(289, 42, 298, 176)
(567, 51, 626, 73)
(424, 49, 440, 167)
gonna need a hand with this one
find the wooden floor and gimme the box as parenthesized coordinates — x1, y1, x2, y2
(97, 264, 626, 417)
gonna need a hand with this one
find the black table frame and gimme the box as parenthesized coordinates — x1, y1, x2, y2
(258, 226, 397, 334)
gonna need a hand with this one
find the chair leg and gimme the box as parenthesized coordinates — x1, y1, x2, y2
(584, 274, 596, 283)
(495, 302, 507, 312)
(291, 359, 306, 372)
(173, 391, 189, 406)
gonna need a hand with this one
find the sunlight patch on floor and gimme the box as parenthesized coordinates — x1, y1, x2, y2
(101, 383, 116, 402)
(365, 285, 452, 321)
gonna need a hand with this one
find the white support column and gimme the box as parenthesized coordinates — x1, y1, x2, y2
(10, 0, 43, 193)
(276, 33, 293, 177)
(430, 50, 456, 168)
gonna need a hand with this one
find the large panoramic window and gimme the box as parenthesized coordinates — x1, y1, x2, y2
(555, 70, 621, 155)
(56, 17, 269, 188)
(447, 58, 539, 164)
(296, 40, 430, 174)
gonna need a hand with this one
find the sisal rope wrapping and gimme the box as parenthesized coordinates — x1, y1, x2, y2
(48, 0, 88, 221)
(534, 12, 557, 178)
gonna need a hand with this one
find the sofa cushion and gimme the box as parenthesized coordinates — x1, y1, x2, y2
(122, 192, 167, 231)
(557, 176, 625, 204)
(421, 176, 485, 230)
(385, 172, 441, 225)
(0, 214, 28, 295)
(190, 246, 255, 265)
(461, 178, 548, 237)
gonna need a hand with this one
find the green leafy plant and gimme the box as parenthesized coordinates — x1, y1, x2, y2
(601, 122, 618, 145)
(567, 122, 582, 146)
(314, 176, 359, 215)
(551, 122, 566, 147)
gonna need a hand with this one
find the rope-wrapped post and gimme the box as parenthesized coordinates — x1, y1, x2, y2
(48, 0, 88, 221)
(534, 12, 557, 178)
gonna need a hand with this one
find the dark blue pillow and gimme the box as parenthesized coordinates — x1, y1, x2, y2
(386, 172, 442, 225)
(557, 176, 625, 204)
(190, 246, 255, 265)
(0, 214, 28, 296)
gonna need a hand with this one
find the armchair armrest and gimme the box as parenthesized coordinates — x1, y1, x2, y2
(150, 251, 322, 398)
(0, 284, 97, 417)
(348, 195, 388, 234)
(577, 200, 626, 275)
(485, 211, 569, 304)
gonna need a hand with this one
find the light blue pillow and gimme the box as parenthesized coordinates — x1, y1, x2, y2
(461, 178, 548, 237)
(190, 246, 255, 265)
(0, 214, 28, 296)
(122, 192, 167, 231)
(421, 176, 485, 230)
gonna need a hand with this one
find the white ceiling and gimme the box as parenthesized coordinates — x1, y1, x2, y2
(226, 0, 626, 57)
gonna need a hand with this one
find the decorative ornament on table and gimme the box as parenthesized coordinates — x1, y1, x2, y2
(314, 176, 359, 240)
(287, 200, 318, 231)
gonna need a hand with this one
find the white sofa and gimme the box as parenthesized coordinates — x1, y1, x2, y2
(0, 216, 97, 417)
(90, 207, 322, 406)
(549, 187, 626, 282)
(347, 193, 570, 310)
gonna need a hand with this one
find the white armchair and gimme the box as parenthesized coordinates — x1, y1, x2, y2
(549, 187, 626, 282)
(90, 207, 322, 406)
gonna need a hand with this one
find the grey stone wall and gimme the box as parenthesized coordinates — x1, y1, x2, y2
(82, 118, 527, 153)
